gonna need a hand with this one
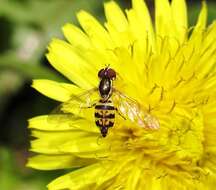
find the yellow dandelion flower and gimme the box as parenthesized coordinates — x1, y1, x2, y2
(27, 0, 216, 189)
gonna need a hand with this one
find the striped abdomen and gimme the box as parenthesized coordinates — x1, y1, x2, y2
(95, 100, 115, 137)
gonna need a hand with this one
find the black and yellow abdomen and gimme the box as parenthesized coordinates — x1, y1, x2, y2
(94, 100, 115, 137)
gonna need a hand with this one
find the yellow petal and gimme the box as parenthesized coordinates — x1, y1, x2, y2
(77, 10, 113, 49)
(47, 163, 105, 190)
(104, 1, 128, 32)
(125, 166, 141, 190)
(96, 159, 129, 186)
(155, 0, 174, 38)
(47, 160, 126, 190)
(111, 47, 138, 86)
(197, 51, 216, 78)
(30, 130, 95, 154)
(32, 79, 83, 102)
(155, 0, 182, 55)
(28, 115, 99, 133)
(47, 39, 97, 89)
(60, 135, 108, 153)
(193, 1, 207, 32)
(189, 1, 207, 44)
(104, 1, 132, 48)
(200, 22, 216, 54)
(105, 22, 131, 48)
(149, 177, 163, 190)
(27, 154, 96, 170)
(194, 24, 216, 79)
(73, 149, 109, 159)
(171, 0, 188, 42)
(132, 0, 155, 51)
(62, 23, 91, 49)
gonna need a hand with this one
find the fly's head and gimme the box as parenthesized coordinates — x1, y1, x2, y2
(98, 67, 116, 81)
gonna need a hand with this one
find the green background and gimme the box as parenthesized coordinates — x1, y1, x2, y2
(0, 0, 215, 189)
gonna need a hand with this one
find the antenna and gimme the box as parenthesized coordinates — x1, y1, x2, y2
(105, 63, 110, 68)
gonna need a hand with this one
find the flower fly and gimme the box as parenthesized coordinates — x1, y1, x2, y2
(50, 66, 160, 137)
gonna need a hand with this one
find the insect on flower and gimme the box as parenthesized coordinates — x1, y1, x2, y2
(51, 66, 160, 137)
(28, 1, 216, 189)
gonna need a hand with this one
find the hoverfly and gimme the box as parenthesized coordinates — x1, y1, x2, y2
(53, 66, 160, 137)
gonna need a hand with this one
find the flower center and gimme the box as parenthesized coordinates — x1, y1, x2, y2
(108, 108, 205, 180)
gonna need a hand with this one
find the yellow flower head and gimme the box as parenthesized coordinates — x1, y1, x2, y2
(27, 0, 216, 189)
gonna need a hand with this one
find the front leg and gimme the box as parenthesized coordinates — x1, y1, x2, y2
(115, 108, 126, 120)
(80, 102, 97, 109)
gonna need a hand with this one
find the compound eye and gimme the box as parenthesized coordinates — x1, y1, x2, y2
(107, 68, 116, 80)
(98, 69, 105, 78)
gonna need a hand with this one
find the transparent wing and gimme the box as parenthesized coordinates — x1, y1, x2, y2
(60, 87, 98, 114)
(112, 89, 160, 130)
(47, 88, 99, 125)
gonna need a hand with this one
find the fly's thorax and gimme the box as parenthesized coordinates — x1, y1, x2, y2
(99, 77, 112, 100)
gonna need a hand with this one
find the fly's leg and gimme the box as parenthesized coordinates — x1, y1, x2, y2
(80, 102, 97, 109)
(115, 108, 126, 120)
(75, 102, 97, 116)
(97, 135, 103, 145)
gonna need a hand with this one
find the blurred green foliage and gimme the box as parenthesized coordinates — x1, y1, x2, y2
(188, 1, 216, 25)
(0, 1, 105, 189)
(0, 0, 215, 189)
(0, 147, 66, 190)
